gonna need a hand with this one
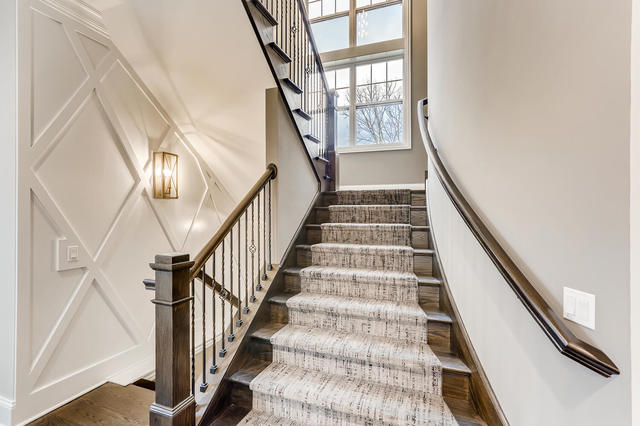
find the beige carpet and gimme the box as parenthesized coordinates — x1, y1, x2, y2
(239, 190, 457, 425)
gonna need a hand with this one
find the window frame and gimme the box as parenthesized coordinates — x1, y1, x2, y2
(309, 0, 412, 153)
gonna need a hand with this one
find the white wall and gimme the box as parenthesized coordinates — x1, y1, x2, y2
(265, 88, 319, 262)
(428, 0, 631, 424)
(97, 0, 276, 202)
(0, 1, 17, 424)
(14, 1, 235, 423)
(631, 0, 640, 423)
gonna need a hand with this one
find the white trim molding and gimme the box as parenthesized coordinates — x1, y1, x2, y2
(40, 0, 107, 37)
(0, 396, 16, 426)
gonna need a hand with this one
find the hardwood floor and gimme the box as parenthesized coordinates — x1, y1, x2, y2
(29, 382, 154, 425)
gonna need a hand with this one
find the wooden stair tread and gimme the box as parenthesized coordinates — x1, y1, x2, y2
(283, 266, 303, 275)
(426, 310, 453, 324)
(269, 293, 294, 305)
(414, 248, 435, 256)
(210, 403, 250, 425)
(445, 397, 487, 426)
(282, 77, 303, 94)
(229, 360, 271, 387)
(436, 351, 472, 375)
(418, 275, 442, 286)
(251, 0, 278, 26)
(305, 134, 321, 144)
(252, 323, 287, 342)
(267, 42, 292, 63)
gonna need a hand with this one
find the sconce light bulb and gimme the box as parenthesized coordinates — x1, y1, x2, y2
(163, 169, 172, 177)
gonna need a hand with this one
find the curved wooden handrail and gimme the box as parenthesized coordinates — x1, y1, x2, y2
(417, 98, 619, 377)
(189, 163, 278, 282)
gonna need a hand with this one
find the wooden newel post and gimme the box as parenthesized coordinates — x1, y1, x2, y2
(149, 253, 195, 426)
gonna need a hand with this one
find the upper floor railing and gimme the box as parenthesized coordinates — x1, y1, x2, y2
(244, 0, 337, 191)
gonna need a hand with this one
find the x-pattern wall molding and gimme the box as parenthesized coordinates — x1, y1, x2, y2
(16, 1, 234, 422)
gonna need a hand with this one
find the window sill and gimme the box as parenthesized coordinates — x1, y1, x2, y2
(337, 143, 412, 154)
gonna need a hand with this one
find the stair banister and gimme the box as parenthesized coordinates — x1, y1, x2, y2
(243, 0, 337, 191)
(417, 98, 620, 378)
(145, 164, 278, 425)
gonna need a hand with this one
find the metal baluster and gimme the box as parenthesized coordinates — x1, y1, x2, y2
(219, 240, 227, 357)
(268, 179, 273, 270)
(229, 225, 235, 342)
(243, 211, 250, 313)
(190, 278, 195, 395)
(256, 192, 263, 291)
(236, 222, 243, 327)
(262, 185, 268, 281)
(250, 201, 257, 301)
(200, 264, 208, 392)
(210, 253, 217, 373)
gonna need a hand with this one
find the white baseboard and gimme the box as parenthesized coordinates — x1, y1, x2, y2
(108, 354, 155, 386)
(0, 396, 15, 426)
(338, 183, 425, 191)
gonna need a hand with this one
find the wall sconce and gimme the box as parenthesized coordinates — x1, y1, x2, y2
(153, 152, 178, 199)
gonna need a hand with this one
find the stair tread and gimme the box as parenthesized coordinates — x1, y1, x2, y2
(251, 0, 278, 25)
(211, 403, 250, 426)
(229, 360, 271, 387)
(269, 293, 295, 305)
(414, 248, 435, 255)
(435, 351, 472, 375)
(283, 266, 303, 275)
(418, 275, 442, 286)
(426, 310, 453, 324)
(250, 364, 458, 424)
(252, 322, 287, 341)
(445, 397, 487, 426)
(267, 42, 291, 63)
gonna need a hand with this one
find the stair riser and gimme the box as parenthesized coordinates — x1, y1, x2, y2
(296, 247, 432, 275)
(306, 227, 428, 248)
(313, 208, 426, 226)
(271, 347, 442, 394)
(318, 191, 426, 207)
(299, 276, 418, 302)
(285, 272, 441, 307)
(312, 248, 414, 273)
(230, 382, 253, 411)
(420, 284, 441, 310)
(329, 207, 411, 224)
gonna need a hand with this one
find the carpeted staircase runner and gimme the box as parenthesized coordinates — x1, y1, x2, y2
(239, 189, 457, 425)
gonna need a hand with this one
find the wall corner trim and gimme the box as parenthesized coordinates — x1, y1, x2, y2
(41, 0, 107, 37)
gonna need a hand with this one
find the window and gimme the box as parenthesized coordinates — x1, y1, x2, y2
(308, 0, 409, 151)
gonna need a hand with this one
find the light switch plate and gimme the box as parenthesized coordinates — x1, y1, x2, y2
(56, 239, 86, 271)
(563, 287, 595, 330)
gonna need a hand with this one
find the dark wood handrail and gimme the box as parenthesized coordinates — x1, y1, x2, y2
(417, 98, 619, 377)
(189, 163, 277, 282)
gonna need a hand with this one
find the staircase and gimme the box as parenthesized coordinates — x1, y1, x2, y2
(210, 189, 487, 425)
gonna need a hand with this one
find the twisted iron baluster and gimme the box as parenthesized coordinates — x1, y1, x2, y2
(243, 211, 250, 313)
(211, 253, 217, 373)
(256, 192, 263, 290)
(219, 240, 227, 357)
(268, 179, 273, 270)
(228, 225, 235, 342)
(190, 278, 195, 395)
(250, 200, 256, 302)
(236, 222, 243, 327)
(262, 185, 268, 280)
(200, 264, 208, 392)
